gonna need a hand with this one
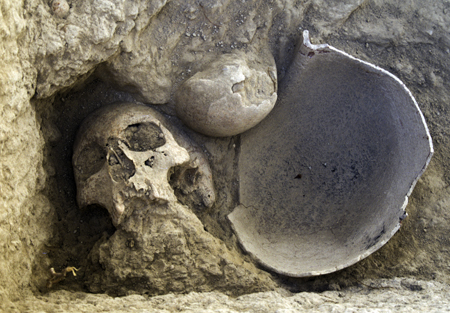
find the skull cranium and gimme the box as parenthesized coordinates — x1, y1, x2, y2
(73, 102, 210, 226)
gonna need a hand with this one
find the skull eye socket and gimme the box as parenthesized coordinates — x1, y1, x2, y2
(122, 122, 166, 151)
(74, 143, 106, 180)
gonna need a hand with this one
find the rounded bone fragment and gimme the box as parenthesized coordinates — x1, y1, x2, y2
(175, 51, 277, 137)
(228, 31, 433, 277)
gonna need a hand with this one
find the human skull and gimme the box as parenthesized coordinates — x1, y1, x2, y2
(73, 102, 212, 226)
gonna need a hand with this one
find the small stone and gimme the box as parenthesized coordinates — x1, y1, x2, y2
(175, 51, 277, 137)
(52, 0, 70, 19)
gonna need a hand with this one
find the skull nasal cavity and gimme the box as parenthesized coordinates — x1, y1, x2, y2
(122, 122, 166, 151)
(107, 138, 136, 182)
